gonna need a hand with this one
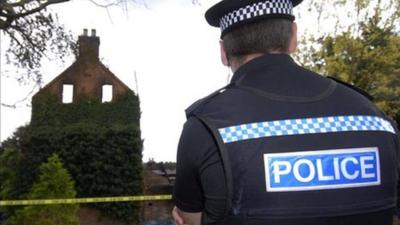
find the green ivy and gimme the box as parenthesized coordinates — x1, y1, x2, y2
(2, 91, 143, 224)
(31, 91, 140, 127)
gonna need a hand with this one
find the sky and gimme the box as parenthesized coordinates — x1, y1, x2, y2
(0, 0, 346, 162)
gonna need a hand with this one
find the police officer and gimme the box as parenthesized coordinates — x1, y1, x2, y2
(172, 0, 400, 225)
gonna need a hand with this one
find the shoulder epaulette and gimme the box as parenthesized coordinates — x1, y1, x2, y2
(327, 76, 374, 101)
(185, 84, 232, 118)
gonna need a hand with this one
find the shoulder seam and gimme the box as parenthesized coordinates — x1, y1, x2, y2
(185, 84, 232, 118)
(327, 76, 374, 101)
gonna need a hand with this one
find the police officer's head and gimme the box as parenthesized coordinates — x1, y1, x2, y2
(205, 0, 303, 70)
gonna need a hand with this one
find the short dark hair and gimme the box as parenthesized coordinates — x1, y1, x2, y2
(222, 18, 293, 63)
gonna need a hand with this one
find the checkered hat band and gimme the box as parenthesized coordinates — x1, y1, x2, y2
(218, 115, 396, 144)
(219, 0, 294, 32)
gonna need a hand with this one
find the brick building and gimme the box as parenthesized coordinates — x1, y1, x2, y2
(34, 28, 131, 103)
(28, 29, 142, 225)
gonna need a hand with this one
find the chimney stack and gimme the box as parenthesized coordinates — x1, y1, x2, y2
(78, 28, 100, 61)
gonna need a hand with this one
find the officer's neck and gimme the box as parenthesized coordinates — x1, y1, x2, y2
(230, 51, 287, 72)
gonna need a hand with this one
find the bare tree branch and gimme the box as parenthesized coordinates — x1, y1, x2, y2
(0, 77, 40, 108)
(0, 0, 69, 29)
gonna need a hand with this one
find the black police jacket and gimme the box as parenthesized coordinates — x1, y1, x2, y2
(186, 54, 399, 223)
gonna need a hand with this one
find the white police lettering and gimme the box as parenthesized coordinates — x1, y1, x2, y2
(333, 157, 340, 180)
(293, 159, 315, 183)
(341, 157, 359, 180)
(264, 147, 380, 192)
(273, 161, 291, 183)
(360, 156, 376, 178)
(317, 159, 334, 181)
(273, 157, 360, 183)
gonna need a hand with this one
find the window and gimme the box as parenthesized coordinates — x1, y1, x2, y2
(62, 84, 74, 103)
(102, 85, 113, 103)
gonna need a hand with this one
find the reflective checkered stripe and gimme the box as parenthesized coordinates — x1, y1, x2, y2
(219, 0, 294, 33)
(218, 115, 396, 144)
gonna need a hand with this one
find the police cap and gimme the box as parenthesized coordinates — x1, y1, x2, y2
(205, 0, 303, 37)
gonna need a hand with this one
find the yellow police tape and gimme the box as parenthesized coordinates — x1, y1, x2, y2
(0, 195, 172, 206)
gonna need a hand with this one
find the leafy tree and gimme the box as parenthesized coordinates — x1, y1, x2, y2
(145, 160, 176, 171)
(296, 0, 400, 120)
(0, 147, 21, 223)
(6, 154, 79, 225)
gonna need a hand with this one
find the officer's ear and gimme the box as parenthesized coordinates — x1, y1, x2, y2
(288, 22, 298, 54)
(220, 40, 230, 67)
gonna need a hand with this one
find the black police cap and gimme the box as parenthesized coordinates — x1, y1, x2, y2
(205, 0, 303, 37)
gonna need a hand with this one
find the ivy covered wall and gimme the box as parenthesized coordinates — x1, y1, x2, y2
(4, 90, 143, 224)
(31, 91, 140, 127)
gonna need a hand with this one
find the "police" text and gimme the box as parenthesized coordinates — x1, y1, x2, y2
(264, 147, 380, 192)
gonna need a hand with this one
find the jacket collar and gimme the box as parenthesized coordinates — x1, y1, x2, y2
(230, 53, 296, 84)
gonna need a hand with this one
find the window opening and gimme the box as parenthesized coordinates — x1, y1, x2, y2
(102, 85, 113, 103)
(62, 84, 74, 103)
